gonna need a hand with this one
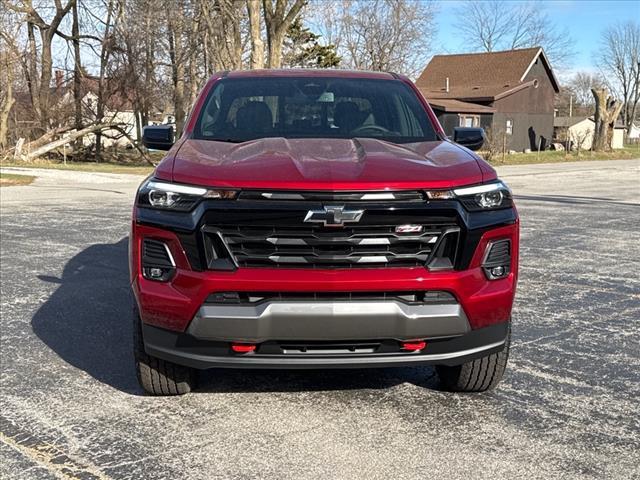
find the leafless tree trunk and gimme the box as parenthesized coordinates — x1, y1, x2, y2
(167, 4, 187, 136)
(8, 0, 75, 131)
(247, 0, 264, 69)
(263, 0, 306, 68)
(591, 87, 624, 151)
(0, 51, 16, 150)
(598, 22, 640, 140)
(71, 1, 83, 137)
(95, 0, 117, 161)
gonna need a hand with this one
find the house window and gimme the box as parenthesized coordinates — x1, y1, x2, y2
(506, 119, 513, 135)
(459, 115, 480, 127)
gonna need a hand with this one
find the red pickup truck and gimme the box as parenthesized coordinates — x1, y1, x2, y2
(131, 69, 518, 395)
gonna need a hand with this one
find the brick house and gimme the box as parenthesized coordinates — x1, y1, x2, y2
(415, 47, 560, 152)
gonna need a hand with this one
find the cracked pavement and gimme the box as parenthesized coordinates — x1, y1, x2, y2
(1, 159, 639, 479)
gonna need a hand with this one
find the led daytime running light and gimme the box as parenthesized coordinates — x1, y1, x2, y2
(452, 181, 509, 196)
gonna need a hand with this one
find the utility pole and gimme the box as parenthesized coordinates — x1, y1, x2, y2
(569, 94, 573, 118)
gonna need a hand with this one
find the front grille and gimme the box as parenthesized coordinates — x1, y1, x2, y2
(218, 224, 458, 268)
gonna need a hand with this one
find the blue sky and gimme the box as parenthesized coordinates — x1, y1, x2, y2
(435, 0, 639, 76)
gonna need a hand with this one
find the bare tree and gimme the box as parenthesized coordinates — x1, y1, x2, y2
(555, 71, 603, 117)
(197, 0, 245, 73)
(568, 72, 603, 109)
(598, 21, 640, 139)
(247, 0, 264, 68)
(263, 0, 307, 68)
(572, 129, 590, 157)
(591, 87, 624, 151)
(454, 0, 574, 69)
(94, 0, 118, 159)
(0, 50, 17, 150)
(309, 0, 436, 78)
(481, 125, 507, 163)
(71, 0, 83, 136)
(167, 2, 187, 136)
(6, 0, 76, 131)
(0, 12, 23, 150)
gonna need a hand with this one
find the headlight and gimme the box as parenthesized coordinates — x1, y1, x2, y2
(137, 179, 237, 211)
(425, 181, 513, 211)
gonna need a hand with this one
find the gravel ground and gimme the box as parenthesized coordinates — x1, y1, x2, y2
(1, 159, 639, 479)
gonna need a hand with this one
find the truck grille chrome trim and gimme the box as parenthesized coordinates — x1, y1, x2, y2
(217, 225, 458, 269)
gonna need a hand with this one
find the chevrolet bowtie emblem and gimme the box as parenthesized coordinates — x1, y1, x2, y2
(304, 206, 364, 226)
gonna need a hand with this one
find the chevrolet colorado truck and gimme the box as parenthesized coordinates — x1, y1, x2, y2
(132, 69, 518, 395)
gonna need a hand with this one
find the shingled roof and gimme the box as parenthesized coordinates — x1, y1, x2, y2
(416, 47, 559, 102)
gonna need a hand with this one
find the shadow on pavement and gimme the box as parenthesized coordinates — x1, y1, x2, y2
(31, 237, 140, 394)
(198, 366, 440, 394)
(31, 237, 442, 395)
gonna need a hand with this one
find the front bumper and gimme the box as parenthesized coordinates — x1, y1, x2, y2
(131, 221, 518, 332)
(130, 198, 519, 370)
(189, 300, 470, 342)
(143, 321, 509, 369)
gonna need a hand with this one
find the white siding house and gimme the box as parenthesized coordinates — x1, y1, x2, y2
(554, 116, 625, 150)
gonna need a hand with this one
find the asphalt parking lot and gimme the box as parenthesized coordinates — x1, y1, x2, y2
(1, 159, 639, 479)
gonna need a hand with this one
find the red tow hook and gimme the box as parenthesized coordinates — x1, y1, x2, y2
(400, 341, 427, 352)
(231, 343, 257, 353)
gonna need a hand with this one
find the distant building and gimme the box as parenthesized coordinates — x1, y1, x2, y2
(553, 116, 625, 150)
(60, 76, 173, 148)
(415, 47, 560, 152)
(12, 71, 173, 148)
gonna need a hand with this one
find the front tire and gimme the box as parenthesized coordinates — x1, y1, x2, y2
(436, 325, 510, 392)
(133, 307, 196, 395)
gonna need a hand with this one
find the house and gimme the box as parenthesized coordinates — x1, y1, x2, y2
(628, 123, 640, 142)
(61, 76, 145, 148)
(415, 47, 560, 152)
(553, 116, 625, 150)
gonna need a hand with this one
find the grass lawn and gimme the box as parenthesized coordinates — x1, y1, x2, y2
(0, 173, 36, 187)
(484, 145, 640, 166)
(0, 160, 154, 175)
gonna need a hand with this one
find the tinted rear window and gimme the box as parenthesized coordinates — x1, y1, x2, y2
(194, 77, 437, 144)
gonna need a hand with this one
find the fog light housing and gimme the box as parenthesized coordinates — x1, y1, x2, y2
(489, 266, 507, 278)
(142, 239, 176, 282)
(482, 239, 511, 280)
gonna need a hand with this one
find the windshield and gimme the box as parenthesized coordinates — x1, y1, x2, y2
(193, 77, 438, 144)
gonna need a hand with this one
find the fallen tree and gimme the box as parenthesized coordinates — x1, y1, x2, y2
(13, 122, 156, 166)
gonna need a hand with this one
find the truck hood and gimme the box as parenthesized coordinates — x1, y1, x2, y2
(168, 137, 492, 190)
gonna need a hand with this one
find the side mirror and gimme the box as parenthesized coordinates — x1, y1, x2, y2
(453, 127, 484, 151)
(142, 125, 174, 151)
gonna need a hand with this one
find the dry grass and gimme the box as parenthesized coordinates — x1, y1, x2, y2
(0, 173, 36, 187)
(484, 145, 640, 166)
(0, 159, 155, 175)
(0, 149, 162, 175)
